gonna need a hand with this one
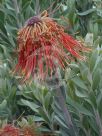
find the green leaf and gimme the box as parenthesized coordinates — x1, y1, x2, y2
(33, 116, 44, 122)
(44, 92, 53, 110)
(89, 92, 97, 108)
(71, 76, 88, 90)
(69, 63, 80, 73)
(92, 69, 100, 90)
(21, 0, 31, 14)
(39, 107, 50, 125)
(67, 97, 93, 117)
(0, 100, 7, 109)
(54, 115, 68, 129)
(77, 8, 96, 16)
(75, 88, 88, 98)
(18, 99, 39, 113)
(89, 51, 98, 71)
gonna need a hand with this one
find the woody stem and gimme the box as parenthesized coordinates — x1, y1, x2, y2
(55, 84, 78, 136)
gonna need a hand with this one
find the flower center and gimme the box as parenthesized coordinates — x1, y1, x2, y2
(27, 16, 41, 26)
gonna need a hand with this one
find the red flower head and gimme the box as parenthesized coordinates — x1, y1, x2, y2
(0, 125, 19, 136)
(15, 10, 90, 81)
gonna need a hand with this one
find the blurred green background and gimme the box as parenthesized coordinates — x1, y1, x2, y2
(0, 0, 102, 135)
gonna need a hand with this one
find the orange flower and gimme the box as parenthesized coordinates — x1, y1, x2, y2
(15, 10, 90, 81)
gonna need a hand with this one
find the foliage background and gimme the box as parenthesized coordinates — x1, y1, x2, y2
(0, 0, 102, 135)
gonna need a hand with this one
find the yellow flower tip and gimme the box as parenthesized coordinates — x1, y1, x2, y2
(40, 10, 48, 17)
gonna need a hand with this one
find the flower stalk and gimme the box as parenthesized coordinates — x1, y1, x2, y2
(14, 10, 91, 135)
(48, 70, 78, 136)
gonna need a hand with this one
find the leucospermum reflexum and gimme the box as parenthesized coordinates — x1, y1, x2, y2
(14, 10, 90, 81)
